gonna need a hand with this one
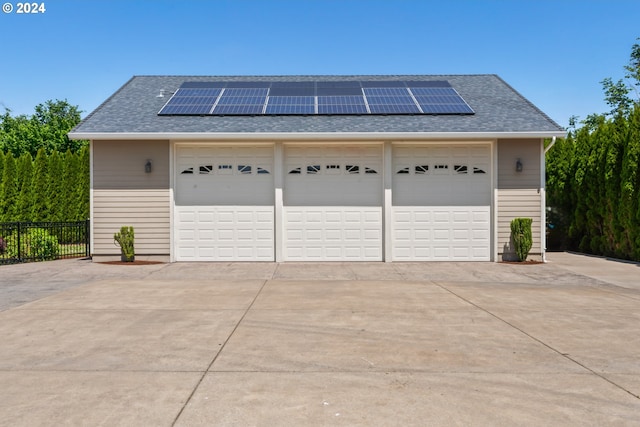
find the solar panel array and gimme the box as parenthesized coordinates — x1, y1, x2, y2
(158, 80, 474, 116)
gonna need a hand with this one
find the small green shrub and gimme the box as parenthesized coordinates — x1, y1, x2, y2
(4, 228, 60, 261)
(114, 226, 135, 262)
(511, 218, 533, 262)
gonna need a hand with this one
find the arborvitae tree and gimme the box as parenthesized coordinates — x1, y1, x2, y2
(619, 105, 640, 259)
(30, 148, 49, 222)
(76, 145, 90, 220)
(16, 152, 34, 221)
(46, 150, 63, 222)
(0, 150, 5, 185)
(545, 134, 576, 250)
(0, 154, 18, 222)
(61, 150, 78, 220)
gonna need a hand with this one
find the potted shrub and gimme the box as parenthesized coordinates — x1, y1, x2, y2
(510, 218, 533, 262)
(114, 226, 135, 262)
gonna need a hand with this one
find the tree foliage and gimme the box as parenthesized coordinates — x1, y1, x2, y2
(546, 39, 640, 261)
(0, 154, 18, 222)
(0, 99, 89, 223)
(0, 148, 89, 223)
(16, 153, 34, 221)
(75, 145, 90, 221)
(511, 218, 533, 261)
(46, 151, 64, 222)
(0, 99, 86, 157)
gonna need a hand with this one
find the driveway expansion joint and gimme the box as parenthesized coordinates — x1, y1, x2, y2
(434, 280, 640, 402)
(170, 278, 269, 427)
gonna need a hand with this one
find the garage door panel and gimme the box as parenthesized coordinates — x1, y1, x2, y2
(284, 207, 382, 261)
(392, 206, 490, 261)
(175, 206, 274, 261)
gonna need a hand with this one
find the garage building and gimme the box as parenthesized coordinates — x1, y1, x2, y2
(69, 75, 565, 262)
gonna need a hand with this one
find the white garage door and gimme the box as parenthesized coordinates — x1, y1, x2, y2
(174, 146, 274, 261)
(392, 145, 491, 261)
(284, 146, 383, 261)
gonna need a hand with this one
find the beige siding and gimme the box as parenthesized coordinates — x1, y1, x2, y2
(496, 139, 543, 260)
(93, 140, 169, 190)
(92, 140, 170, 256)
(497, 189, 542, 259)
(497, 139, 541, 189)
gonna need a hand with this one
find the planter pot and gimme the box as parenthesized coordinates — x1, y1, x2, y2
(121, 254, 135, 262)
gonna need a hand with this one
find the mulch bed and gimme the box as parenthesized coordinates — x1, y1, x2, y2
(98, 260, 166, 265)
(499, 260, 544, 265)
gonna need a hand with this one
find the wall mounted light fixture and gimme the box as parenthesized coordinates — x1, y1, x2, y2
(145, 160, 152, 173)
(515, 159, 523, 173)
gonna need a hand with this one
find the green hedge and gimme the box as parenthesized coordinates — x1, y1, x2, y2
(4, 228, 60, 261)
(546, 104, 640, 261)
(0, 146, 89, 223)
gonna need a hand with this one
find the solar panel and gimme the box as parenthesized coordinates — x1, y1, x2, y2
(270, 82, 315, 96)
(404, 80, 452, 88)
(360, 81, 406, 88)
(211, 88, 268, 115)
(158, 87, 222, 115)
(318, 95, 368, 114)
(265, 96, 315, 114)
(225, 81, 271, 88)
(265, 104, 315, 114)
(213, 105, 265, 114)
(364, 88, 421, 114)
(316, 81, 362, 96)
(158, 80, 474, 116)
(409, 87, 474, 114)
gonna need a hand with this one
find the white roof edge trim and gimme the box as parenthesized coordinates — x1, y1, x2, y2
(68, 131, 566, 141)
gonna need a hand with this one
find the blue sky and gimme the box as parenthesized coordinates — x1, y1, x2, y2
(1, 0, 639, 128)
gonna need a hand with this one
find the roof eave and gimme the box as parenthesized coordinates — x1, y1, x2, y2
(69, 130, 567, 141)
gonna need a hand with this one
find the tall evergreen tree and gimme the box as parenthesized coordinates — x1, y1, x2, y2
(619, 105, 640, 258)
(0, 150, 5, 187)
(16, 152, 34, 221)
(0, 154, 18, 222)
(30, 148, 49, 222)
(47, 150, 64, 222)
(61, 150, 78, 220)
(76, 145, 90, 220)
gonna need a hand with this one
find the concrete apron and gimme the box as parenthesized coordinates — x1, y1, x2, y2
(0, 253, 639, 426)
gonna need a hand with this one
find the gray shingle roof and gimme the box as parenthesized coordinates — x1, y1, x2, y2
(70, 75, 564, 136)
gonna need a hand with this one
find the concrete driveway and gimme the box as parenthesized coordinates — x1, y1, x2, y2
(0, 252, 639, 426)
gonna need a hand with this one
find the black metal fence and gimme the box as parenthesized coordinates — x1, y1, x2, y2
(0, 220, 90, 265)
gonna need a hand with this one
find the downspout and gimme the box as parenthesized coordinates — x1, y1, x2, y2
(544, 136, 557, 154)
(541, 136, 555, 262)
